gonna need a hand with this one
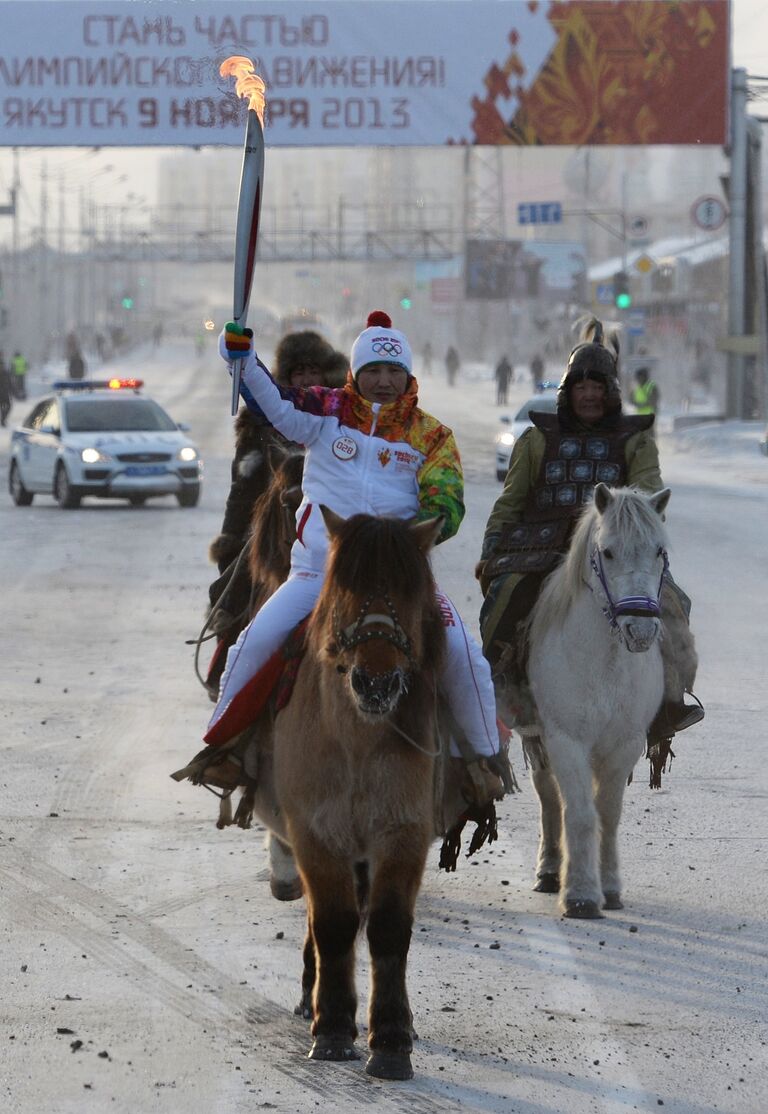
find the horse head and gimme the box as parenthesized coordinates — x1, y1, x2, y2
(588, 483, 671, 653)
(313, 507, 444, 719)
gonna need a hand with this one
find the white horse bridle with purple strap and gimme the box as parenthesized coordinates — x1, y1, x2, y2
(589, 546, 669, 633)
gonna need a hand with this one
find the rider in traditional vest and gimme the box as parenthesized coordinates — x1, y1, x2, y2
(476, 316, 703, 746)
(631, 367, 660, 415)
(190, 310, 507, 802)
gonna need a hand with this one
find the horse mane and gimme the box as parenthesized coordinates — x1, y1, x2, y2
(310, 514, 444, 668)
(530, 488, 668, 635)
(247, 449, 304, 596)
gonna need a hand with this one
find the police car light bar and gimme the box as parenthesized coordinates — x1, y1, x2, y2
(52, 378, 144, 392)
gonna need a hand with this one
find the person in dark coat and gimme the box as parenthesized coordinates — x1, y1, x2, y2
(0, 351, 12, 426)
(445, 345, 460, 387)
(495, 355, 513, 405)
(204, 330, 346, 697)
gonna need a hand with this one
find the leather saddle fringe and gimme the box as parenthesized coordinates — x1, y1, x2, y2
(439, 802, 499, 872)
(646, 737, 675, 789)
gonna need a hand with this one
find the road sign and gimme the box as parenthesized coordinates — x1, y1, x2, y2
(691, 195, 727, 231)
(595, 282, 615, 305)
(634, 254, 655, 274)
(627, 310, 646, 337)
(518, 202, 562, 225)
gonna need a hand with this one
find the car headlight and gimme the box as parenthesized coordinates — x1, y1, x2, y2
(496, 432, 515, 447)
(81, 447, 113, 464)
(177, 446, 198, 462)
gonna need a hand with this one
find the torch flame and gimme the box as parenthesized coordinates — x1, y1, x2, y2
(220, 56, 266, 125)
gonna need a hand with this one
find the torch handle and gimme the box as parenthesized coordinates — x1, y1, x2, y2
(230, 109, 265, 415)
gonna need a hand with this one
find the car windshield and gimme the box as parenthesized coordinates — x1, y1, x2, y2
(514, 396, 558, 421)
(65, 398, 178, 433)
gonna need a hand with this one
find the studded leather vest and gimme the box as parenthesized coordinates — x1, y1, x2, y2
(483, 410, 653, 580)
(524, 411, 653, 522)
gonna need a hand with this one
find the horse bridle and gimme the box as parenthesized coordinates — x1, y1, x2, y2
(589, 546, 669, 632)
(333, 588, 414, 669)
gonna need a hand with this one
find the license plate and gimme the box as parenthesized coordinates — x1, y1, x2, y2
(124, 464, 166, 476)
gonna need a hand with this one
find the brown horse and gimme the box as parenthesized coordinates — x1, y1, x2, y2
(249, 508, 452, 1080)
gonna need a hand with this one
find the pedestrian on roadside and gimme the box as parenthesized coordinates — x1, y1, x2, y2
(530, 352, 544, 389)
(11, 350, 28, 400)
(0, 350, 12, 426)
(494, 354, 513, 405)
(632, 367, 660, 415)
(445, 344, 460, 387)
(421, 340, 433, 376)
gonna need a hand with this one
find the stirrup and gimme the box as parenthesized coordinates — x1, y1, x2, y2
(648, 692, 704, 743)
(170, 746, 245, 792)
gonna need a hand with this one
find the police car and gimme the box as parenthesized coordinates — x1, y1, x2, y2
(495, 387, 558, 481)
(9, 379, 202, 508)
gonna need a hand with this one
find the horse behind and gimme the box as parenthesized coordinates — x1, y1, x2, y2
(527, 483, 670, 918)
(250, 508, 449, 1080)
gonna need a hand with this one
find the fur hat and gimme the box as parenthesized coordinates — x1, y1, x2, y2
(323, 349, 350, 387)
(350, 311, 412, 378)
(558, 316, 622, 416)
(273, 330, 334, 386)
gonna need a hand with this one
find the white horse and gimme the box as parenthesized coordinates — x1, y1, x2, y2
(527, 483, 671, 919)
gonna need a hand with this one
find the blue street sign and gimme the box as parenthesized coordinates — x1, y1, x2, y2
(595, 282, 614, 305)
(627, 310, 646, 337)
(518, 202, 562, 225)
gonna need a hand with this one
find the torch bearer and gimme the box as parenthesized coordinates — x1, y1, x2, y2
(220, 57, 267, 415)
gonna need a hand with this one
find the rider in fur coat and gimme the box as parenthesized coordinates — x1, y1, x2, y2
(477, 317, 703, 747)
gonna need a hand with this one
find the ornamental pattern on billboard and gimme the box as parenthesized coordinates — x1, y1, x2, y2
(0, 0, 729, 147)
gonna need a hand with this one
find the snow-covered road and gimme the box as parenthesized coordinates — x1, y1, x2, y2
(1, 344, 766, 1113)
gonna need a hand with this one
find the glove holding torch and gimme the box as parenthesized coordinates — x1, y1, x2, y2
(219, 56, 267, 413)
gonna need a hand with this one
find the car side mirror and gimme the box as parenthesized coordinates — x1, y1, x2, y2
(41, 423, 60, 436)
(177, 421, 191, 432)
(500, 415, 511, 425)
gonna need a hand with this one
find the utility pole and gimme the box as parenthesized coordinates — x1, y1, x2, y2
(727, 67, 748, 419)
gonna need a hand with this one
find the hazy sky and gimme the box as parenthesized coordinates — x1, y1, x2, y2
(0, 0, 766, 226)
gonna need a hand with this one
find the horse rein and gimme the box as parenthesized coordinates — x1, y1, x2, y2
(332, 589, 414, 669)
(589, 546, 669, 632)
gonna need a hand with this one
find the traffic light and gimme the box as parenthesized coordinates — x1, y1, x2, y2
(399, 294, 412, 310)
(613, 270, 631, 309)
(121, 295, 134, 309)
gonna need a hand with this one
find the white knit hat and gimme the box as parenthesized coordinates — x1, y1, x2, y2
(350, 310, 412, 378)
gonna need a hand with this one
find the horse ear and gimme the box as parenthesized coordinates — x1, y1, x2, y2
(280, 484, 303, 511)
(649, 487, 671, 518)
(319, 504, 346, 536)
(594, 483, 613, 514)
(409, 515, 444, 553)
(266, 440, 288, 473)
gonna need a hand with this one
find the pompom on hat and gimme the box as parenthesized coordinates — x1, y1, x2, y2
(350, 310, 412, 378)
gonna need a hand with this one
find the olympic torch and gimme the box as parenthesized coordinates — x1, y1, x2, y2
(220, 57, 267, 415)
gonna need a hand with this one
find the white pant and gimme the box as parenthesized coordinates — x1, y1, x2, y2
(209, 570, 499, 757)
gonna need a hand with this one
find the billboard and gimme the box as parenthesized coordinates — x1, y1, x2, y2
(0, 1, 730, 147)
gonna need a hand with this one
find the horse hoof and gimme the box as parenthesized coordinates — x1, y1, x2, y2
(270, 875, 304, 902)
(366, 1050, 414, 1081)
(308, 1036, 359, 1062)
(533, 872, 560, 893)
(563, 899, 604, 920)
(603, 892, 624, 910)
(293, 998, 313, 1021)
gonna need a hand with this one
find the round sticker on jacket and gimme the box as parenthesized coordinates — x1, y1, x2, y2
(332, 435, 357, 460)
